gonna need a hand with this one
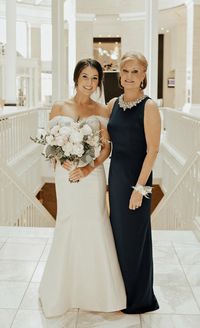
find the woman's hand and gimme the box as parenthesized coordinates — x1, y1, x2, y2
(129, 190, 143, 210)
(62, 160, 74, 171)
(69, 165, 93, 182)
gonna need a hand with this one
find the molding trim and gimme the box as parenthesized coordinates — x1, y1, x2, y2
(76, 13, 96, 22)
(0, 3, 51, 25)
(185, 0, 200, 6)
(119, 12, 145, 21)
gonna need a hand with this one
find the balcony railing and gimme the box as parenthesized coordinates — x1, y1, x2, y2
(152, 151, 200, 230)
(0, 107, 54, 227)
(0, 160, 55, 227)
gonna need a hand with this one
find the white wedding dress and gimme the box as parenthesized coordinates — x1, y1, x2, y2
(39, 115, 126, 318)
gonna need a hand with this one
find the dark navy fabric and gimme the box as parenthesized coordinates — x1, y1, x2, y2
(108, 96, 159, 314)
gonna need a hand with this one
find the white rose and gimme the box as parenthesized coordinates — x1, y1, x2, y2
(93, 135, 100, 145)
(46, 135, 55, 145)
(72, 144, 84, 157)
(86, 136, 93, 146)
(55, 136, 65, 146)
(81, 124, 92, 136)
(86, 135, 99, 146)
(94, 145, 101, 158)
(62, 135, 69, 143)
(59, 126, 71, 136)
(71, 122, 80, 129)
(62, 142, 73, 156)
(38, 129, 47, 137)
(70, 131, 84, 143)
(50, 125, 60, 136)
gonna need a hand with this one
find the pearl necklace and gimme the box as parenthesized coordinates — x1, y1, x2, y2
(118, 94, 147, 111)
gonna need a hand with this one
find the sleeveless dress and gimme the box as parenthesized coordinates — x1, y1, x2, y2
(39, 115, 126, 318)
(107, 97, 159, 314)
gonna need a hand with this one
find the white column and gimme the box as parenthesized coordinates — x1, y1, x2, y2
(26, 22, 31, 59)
(34, 64, 40, 106)
(144, 0, 158, 100)
(29, 67, 33, 107)
(76, 14, 94, 62)
(5, 0, 16, 105)
(52, 0, 65, 102)
(183, 0, 200, 115)
(30, 24, 41, 59)
(64, 0, 76, 97)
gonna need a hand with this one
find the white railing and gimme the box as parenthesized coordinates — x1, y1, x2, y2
(38, 107, 51, 129)
(152, 151, 200, 230)
(158, 108, 200, 194)
(0, 161, 55, 227)
(161, 108, 200, 161)
(0, 107, 39, 163)
(159, 143, 183, 193)
(0, 107, 55, 227)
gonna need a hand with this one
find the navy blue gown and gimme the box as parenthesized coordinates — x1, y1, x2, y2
(107, 96, 159, 314)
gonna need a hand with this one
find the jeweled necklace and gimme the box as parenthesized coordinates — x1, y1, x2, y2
(118, 94, 147, 111)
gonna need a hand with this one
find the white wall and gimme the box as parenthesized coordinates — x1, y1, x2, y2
(163, 22, 186, 109)
(31, 27, 41, 59)
(78, 19, 146, 59)
(77, 0, 145, 14)
(163, 32, 175, 107)
(93, 19, 122, 37)
(76, 21, 93, 61)
(173, 23, 186, 109)
(121, 20, 145, 54)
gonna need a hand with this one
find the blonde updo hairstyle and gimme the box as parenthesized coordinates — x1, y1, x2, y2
(120, 52, 148, 90)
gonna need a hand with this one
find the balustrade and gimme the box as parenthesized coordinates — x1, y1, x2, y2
(152, 152, 200, 230)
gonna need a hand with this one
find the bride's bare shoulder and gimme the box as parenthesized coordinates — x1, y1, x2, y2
(95, 102, 110, 119)
(49, 100, 72, 119)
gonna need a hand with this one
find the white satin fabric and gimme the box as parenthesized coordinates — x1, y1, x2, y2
(39, 116, 126, 318)
(48, 114, 108, 129)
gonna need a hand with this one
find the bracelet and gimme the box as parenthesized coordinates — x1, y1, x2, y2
(132, 184, 152, 198)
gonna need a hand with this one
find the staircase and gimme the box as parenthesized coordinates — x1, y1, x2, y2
(0, 107, 55, 227)
(0, 161, 55, 227)
(152, 151, 200, 233)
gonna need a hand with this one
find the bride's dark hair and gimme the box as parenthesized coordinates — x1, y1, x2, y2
(73, 58, 103, 93)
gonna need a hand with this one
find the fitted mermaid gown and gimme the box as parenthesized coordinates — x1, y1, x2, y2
(108, 97, 159, 314)
(39, 115, 126, 318)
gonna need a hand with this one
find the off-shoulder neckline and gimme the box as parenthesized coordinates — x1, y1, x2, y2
(49, 114, 108, 122)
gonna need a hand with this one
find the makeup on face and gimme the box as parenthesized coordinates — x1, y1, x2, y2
(120, 60, 145, 88)
(78, 67, 99, 92)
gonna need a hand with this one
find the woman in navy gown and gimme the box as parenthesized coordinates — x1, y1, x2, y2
(107, 52, 160, 314)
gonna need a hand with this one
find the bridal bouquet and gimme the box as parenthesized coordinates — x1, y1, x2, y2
(31, 120, 101, 170)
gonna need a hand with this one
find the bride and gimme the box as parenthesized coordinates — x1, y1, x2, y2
(39, 58, 126, 318)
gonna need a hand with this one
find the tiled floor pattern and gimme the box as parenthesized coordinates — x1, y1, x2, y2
(0, 227, 200, 327)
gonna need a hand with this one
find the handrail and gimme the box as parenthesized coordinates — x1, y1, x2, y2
(152, 151, 200, 230)
(0, 107, 39, 119)
(160, 107, 200, 122)
(160, 107, 200, 166)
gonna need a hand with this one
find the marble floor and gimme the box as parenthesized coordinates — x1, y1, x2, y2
(0, 227, 200, 328)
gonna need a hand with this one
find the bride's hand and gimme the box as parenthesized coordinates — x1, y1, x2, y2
(69, 165, 92, 182)
(62, 160, 74, 171)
